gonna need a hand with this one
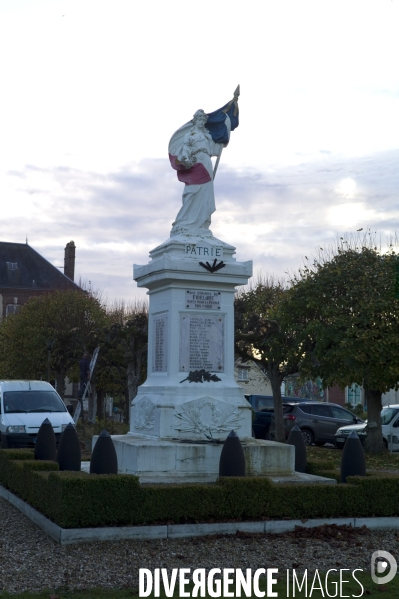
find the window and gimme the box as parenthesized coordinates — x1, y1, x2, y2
(4, 390, 66, 413)
(310, 404, 330, 417)
(237, 367, 249, 382)
(6, 262, 18, 270)
(298, 405, 313, 414)
(381, 408, 399, 425)
(347, 383, 361, 407)
(257, 397, 274, 412)
(6, 304, 21, 317)
(330, 406, 355, 421)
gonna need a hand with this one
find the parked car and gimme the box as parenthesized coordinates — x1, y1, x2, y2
(269, 401, 364, 446)
(245, 394, 316, 440)
(334, 404, 399, 450)
(0, 380, 74, 449)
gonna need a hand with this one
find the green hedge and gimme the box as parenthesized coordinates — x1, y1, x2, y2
(1, 450, 399, 528)
(1, 448, 35, 461)
(0, 449, 58, 500)
(306, 459, 341, 482)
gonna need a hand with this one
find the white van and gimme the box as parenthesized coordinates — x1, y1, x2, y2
(0, 380, 74, 449)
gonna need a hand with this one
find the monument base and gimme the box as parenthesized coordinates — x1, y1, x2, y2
(107, 434, 295, 483)
(123, 233, 296, 484)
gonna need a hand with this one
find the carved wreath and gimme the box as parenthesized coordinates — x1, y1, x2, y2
(134, 397, 155, 431)
(175, 399, 242, 440)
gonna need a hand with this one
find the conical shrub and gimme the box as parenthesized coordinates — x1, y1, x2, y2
(340, 430, 366, 483)
(57, 423, 81, 471)
(287, 425, 307, 473)
(34, 418, 56, 461)
(90, 429, 118, 474)
(219, 430, 246, 477)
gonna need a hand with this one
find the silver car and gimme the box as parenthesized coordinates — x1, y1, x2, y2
(270, 401, 364, 446)
(335, 405, 399, 450)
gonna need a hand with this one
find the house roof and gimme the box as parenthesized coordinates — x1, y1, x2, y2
(0, 242, 80, 291)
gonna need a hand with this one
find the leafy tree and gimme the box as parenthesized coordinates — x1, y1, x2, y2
(0, 290, 106, 398)
(95, 301, 148, 423)
(235, 278, 308, 442)
(288, 239, 399, 454)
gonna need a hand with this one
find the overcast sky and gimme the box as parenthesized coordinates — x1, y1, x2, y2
(1, 0, 398, 303)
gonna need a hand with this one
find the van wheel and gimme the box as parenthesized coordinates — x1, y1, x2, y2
(301, 429, 314, 446)
(0, 435, 9, 449)
(383, 438, 388, 450)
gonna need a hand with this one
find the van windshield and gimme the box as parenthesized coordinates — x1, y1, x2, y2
(381, 407, 399, 425)
(3, 391, 67, 413)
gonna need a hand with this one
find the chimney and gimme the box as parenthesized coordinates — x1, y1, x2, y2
(64, 241, 76, 281)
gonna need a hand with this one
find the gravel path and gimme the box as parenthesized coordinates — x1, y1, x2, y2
(1, 497, 398, 594)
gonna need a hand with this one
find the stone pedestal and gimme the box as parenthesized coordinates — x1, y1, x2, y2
(113, 232, 295, 482)
(112, 435, 294, 483)
(131, 234, 253, 441)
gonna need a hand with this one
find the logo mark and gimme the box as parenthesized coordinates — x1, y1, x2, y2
(371, 551, 397, 584)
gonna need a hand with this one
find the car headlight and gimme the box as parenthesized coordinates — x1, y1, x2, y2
(6, 425, 26, 434)
(357, 430, 367, 436)
(337, 429, 350, 435)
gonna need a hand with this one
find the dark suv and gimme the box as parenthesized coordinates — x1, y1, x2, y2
(246, 395, 316, 440)
(270, 401, 364, 446)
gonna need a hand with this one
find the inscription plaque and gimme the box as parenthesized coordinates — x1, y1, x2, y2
(180, 314, 224, 372)
(186, 290, 221, 310)
(153, 313, 168, 372)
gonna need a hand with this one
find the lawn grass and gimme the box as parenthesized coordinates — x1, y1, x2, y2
(307, 445, 399, 472)
(0, 571, 398, 598)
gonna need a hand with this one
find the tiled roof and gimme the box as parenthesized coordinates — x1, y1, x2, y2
(0, 242, 80, 291)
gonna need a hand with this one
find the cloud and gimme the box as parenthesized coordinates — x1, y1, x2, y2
(1, 148, 398, 301)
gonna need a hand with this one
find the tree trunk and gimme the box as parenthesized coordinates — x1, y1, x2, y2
(56, 365, 66, 399)
(269, 368, 285, 443)
(126, 360, 138, 404)
(123, 388, 129, 424)
(97, 388, 104, 421)
(363, 388, 384, 454)
(126, 349, 145, 428)
(88, 380, 97, 423)
(78, 398, 85, 424)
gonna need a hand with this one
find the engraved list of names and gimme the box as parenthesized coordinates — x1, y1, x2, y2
(179, 314, 225, 372)
(152, 313, 167, 372)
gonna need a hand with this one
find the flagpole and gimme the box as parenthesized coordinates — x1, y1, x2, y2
(213, 146, 223, 180)
(212, 85, 240, 180)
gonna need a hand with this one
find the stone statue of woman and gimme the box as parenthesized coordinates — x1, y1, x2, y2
(169, 86, 240, 237)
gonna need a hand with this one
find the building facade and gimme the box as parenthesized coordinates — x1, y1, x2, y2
(234, 357, 273, 396)
(0, 241, 79, 321)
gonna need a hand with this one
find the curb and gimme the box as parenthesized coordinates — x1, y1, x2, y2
(1, 484, 398, 545)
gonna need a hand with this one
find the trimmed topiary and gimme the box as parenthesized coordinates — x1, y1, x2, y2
(90, 429, 118, 474)
(2, 449, 399, 527)
(340, 430, 366, 483)
(287, 425, 307, 473)
(34, 418, 56, 461)
(57, 423, 81, 471)
(219, 430, 246, 477)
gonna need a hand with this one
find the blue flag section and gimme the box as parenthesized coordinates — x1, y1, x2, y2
(205, 92, 239, 145)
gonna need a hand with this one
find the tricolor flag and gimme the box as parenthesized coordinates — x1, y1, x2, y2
(169, 86, 240, 185)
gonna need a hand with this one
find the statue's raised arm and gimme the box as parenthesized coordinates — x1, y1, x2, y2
(169, 86, 240, 238)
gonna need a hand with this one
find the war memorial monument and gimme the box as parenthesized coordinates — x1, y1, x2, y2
(112, 88, 295, 482)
